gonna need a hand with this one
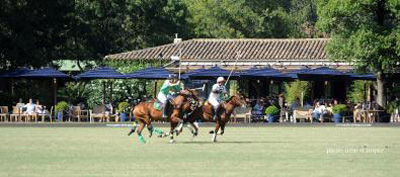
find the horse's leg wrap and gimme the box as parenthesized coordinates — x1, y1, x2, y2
(175, 122, 185, 136)
(138, 134, 146, 144)
(169, 130, 175, 143)
(212, 132, 217, 142)
(187, 123, 197, 137)
(148, 125, 164, 135)
(127, 128, 135, 136)
(127, 122, 137, 136)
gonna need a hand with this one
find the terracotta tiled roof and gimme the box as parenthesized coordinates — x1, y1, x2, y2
(105, 38, 330, 62)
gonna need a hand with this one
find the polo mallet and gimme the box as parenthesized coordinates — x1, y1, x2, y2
(193, 84, 206, 91)
(225, 51, 241, 86)
(178, 51, 181, 80)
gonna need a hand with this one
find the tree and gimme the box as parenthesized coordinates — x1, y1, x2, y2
(0, 0, 191, 70)
(0, 0, 74, 69)
(316, 0, 400, 107)
(64, 0, 190, 64)
(183, 0, 293, 38)
(288, 0, 319, 37)
(284, 80, 311, 105)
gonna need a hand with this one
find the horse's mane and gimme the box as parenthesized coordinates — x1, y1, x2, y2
(179, 89, 200, 100)
(226, 95, 238, 102)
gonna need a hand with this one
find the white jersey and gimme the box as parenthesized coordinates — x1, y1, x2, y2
(209, 83, 227, 100)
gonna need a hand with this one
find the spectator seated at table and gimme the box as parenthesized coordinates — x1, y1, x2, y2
(104, 102, 117, 122)
(22, 98, 36, 114)
(16, 98, 25, 110)
(312, 102, 326, 122)
(291, 98, 301, 111)
(105, 103, 113, 115)
(251, 99, 265, 121)
(78, 102, 86, 110)
(35, 99, 45, 114)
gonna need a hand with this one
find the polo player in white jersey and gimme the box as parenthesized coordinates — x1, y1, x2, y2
(208, 77, 228, 120)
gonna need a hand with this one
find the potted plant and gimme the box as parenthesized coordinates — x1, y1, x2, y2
(55, 101, 69, 122)
(117, 102, 130, 121)
(265, 105, 279, 123)
(387, 100, 400, 122)
(332, 104, 349, 123)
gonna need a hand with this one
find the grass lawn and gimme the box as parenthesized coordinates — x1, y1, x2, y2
(0, 125, 399, 177)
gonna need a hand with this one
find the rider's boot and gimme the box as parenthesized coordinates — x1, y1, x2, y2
(162, 106, 167, 119)
(162, 101, 170, 119)
(213, 107, 219, 121)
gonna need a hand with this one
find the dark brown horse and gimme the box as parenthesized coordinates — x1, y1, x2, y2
(181, 93, 247, 142)
(128, 89, 200, 143)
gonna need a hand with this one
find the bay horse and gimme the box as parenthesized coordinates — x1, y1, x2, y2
(128, 89, 200, 143)
(181, 93, 247, 142)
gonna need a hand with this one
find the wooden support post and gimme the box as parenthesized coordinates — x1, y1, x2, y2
(103, 81, 106, 104)
(154, 81, 158, 99)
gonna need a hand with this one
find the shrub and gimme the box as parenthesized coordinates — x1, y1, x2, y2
(284, 80, 311, 104)
(55, 101, 69, 112)
(117, 102, 130, 113)
(387, 100, 400, 114)
(332, 104, 348, 114)
(265, 105, 279, 115)
(347, 80, 370, 103)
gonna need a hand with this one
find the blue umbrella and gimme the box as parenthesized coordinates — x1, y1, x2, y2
(0, 67, 32, 78)
(241, 67, 289, 79)
(180, 68, 208, 80)
(127, 67, 156, 78)
(75, 67, 127, 105)
(242, 67, 279, 74)
(188, 66, 242, 80)
(19, 67, 69, 78)
(127, 67, 172, 79)
(74, 67, 127, 80)
(349, 73, 376, 81)
(297, 67, 351, 80)
(284, 68, 312, 79)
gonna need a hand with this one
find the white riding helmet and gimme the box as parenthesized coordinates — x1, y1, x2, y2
(217, 77, 225, 83)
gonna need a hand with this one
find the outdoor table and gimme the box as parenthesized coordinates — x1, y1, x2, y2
(360, 110, 384, 123)
(293, 109, 312, 123)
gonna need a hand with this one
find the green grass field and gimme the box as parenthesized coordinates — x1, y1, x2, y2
(0, 125, 399, 177)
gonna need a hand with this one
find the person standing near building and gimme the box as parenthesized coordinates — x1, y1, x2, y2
(278, 93, 286, 122)
(208, 77, 228, 121)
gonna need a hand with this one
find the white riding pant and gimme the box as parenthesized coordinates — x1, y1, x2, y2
(157, 93, 167, 105)
(208, 97, 221, 110)
(157, 93, 176, 107)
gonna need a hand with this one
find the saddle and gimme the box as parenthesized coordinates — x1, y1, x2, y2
(153, 99, 175, 111)
(153, 101, 162, 110)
